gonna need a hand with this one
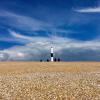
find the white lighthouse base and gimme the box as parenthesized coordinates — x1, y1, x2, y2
(51, 57, 54, 62)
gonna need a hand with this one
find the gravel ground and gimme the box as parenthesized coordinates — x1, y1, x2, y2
(0, 72, 100, 100)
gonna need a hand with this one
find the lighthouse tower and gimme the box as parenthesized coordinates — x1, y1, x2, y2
(51, 47, 54, 62)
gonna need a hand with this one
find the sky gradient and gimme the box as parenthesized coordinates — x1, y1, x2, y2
(0, 0, 100, 61)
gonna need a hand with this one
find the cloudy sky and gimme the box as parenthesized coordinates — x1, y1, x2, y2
(0, 0, 100, 61)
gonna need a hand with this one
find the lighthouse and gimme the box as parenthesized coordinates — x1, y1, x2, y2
(51, 47, 54, 62)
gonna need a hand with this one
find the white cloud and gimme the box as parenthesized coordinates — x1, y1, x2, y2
(0, 10, 50, 32)
(75, 7, 100, 13)
(0, 52, 9, 61)
(1, 32, 100, 61)
(0, 10, 80, 37)
(0, 30, 100, 61)
(9, 30, 34, 41)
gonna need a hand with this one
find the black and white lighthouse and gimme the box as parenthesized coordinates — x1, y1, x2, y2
(51, 47, 54, 62)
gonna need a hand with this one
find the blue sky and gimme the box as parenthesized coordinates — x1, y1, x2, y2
(0, 0, 100, 61)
